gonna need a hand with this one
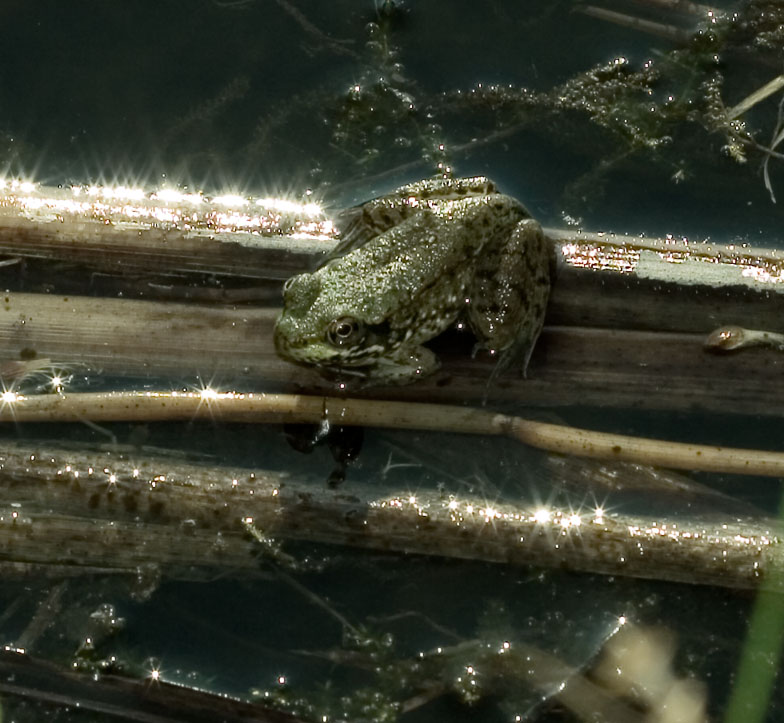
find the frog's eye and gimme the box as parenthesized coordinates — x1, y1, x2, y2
(282, 276, 296, 292)
(327, 317, 365, 347)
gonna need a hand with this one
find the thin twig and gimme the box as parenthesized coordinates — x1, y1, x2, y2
(275, 567, 360, 637)
(744, 136, 784, 162)
(763, 89, 784, 202)
(3, 390, 784, 477)
(576, 6, 691, 42)
(631, 0, 713, 15)
(273, 0, 358, 59)
(15, 582, 68, 652)
(727, 75, 784, 120)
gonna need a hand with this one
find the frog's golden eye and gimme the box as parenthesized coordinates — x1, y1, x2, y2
(282, 276, 296, 292)
(327, 317, 365, 347)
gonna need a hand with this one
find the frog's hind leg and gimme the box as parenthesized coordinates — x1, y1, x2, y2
(467, 218, 553, 378)
(330, 177, 500, 261)
(331, 201, 412, 259)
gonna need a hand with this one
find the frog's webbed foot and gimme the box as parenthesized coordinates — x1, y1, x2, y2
(468, 218, 553, 379)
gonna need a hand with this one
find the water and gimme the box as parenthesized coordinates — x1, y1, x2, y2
(0, 1, 782, 721)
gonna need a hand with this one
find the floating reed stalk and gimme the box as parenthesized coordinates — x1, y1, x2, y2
(2, 390, 784, 477)
(0, 440, 781, 589)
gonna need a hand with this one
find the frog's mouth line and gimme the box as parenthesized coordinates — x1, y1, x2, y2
(313, 321, 400, 367)
(314, 355, 425, 384)
(276, 315, 422, 381)
(320, 340, 394, 370)
(275, 332, 386, 370)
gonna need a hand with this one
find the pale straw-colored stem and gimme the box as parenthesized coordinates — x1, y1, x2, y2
(728, 75, 784, 119)
(4, 390, 784, 477)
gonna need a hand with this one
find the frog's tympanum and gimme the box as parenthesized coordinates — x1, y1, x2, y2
(274, 176, 554, 385)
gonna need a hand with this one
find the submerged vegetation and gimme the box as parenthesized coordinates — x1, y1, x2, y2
(4, 0, 784, 219)
(245, 0, 784, 213)
(1, 2, 784, 722)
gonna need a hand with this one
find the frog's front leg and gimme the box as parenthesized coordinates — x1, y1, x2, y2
(467, 218, 553, 376)
(370, 346, 439, 384)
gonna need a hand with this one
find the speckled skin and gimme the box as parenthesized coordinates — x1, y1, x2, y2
(274, 177, 553, 385)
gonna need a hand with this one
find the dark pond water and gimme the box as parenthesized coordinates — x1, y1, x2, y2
(0, 1, 783, 721)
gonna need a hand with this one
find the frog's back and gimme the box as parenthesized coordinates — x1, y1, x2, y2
(320, 209, 472, 325)
(330, 176, 503, 257)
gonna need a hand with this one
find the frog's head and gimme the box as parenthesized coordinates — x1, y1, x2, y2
(274, 271, 431, 384)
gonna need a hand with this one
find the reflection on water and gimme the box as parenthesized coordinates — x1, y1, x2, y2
(1, 0, 784, 721)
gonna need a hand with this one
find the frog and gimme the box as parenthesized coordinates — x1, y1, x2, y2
(273, 176, 554, 385)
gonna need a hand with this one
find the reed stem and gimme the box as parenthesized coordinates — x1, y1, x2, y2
(0, 440, 780, 589)
(3, 390, 784, 477)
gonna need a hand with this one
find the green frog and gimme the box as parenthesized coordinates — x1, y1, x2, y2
(274, 176, 554, 385)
